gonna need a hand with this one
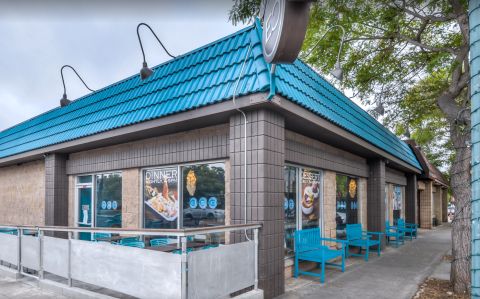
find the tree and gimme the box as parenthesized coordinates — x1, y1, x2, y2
(230, 0, 471, 293)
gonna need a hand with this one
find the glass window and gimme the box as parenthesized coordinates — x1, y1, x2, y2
(96, 173, 122, 228)
(336, 175, 358, 239)
(182, 163, 225, 228)
(77, 175, 93, 184)
(385, 184, 389, 221)
(284, 167, 297, 258)
(393, 186, 402, 225)
(301, 169, 321, 230)
(143, 168, 179, 229)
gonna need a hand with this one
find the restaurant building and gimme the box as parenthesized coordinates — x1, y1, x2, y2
(0, 24, 447, 298)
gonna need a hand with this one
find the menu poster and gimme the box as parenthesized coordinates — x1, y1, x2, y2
(301, 170, 321, 221)
(144, 168, 179, 228)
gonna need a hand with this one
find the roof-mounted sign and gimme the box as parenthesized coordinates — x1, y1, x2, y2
(261, 0, 316, 64)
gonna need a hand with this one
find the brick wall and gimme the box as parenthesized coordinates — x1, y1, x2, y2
(360, 178, 368, 231)
(0, 160, 45, 225)
(442, 187, 448, 222)
(45, 153, 69, 238)
(405, 174, 417, 224)
(229, 108, 285, 299)
(434, 185, 442, 225)
(419, 181, 433, 229)
(323, 170, 337, 247)
(367, 159, 386, 250)
(122, 168, 141, 229)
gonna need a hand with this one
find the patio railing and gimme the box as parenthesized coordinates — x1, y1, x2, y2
(0, 223, 261, 299)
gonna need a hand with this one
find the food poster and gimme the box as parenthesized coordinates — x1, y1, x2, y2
(301, 169, 321, 229)
(393, 186, 402, 224)
(144, 168, 179, 229)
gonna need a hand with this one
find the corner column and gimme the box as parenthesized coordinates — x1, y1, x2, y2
(45, 153, 69, 238)
(367, 159, 386, 250)
(434, 186, 443, 225)
(230, 108, 285, 299)
(405, 174, 418, 224)
(419, 181, 433, 229)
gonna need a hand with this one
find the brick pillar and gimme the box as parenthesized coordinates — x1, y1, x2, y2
(45, 153, 69, 238)
(419, 181, 433, 229)
(405, 174, 418, 224)
(230, 108, 285, 299)
(434, 186, 443, 225)
(442, 187, 448, 222)
(367, 159, 386, 250)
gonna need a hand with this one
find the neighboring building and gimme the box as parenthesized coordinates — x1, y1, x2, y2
(0, 24, 448, 298)
(405, 140, 450, 227)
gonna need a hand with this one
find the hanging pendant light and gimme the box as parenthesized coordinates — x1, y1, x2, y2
(59, 65, 95, 108)
(374, 102, 385, 115)
(300, 25, 345, 82)
(137, 23, 175, 81)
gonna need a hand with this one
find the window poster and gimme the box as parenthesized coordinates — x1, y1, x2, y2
(144, 168, 179, 229)
(393, 186, 402, 211)
(301, 169, 321, 228)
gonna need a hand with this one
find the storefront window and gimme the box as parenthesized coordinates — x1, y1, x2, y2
(96, 173, 122, 228)
(284, 167, 297, 258)
(301, 169, 321, 230)
(78, 175, 93, 184)
(336, 175, 358, 239)
(143, 168, 179, 229)
(393, 186, 402, 225)
(182, 163, 225, 245)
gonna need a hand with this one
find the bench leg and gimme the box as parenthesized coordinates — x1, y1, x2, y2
(294, 257, 298, 278)
(402, 235, 405, 245)
(346, 244, 349, 258)
(342, 253, 345, 272)
(366, 246, 369, 261)
(318, 262, 321, 269)
(378, 241, 381, 256)
(321, 261, 325, 283)
(396, 237, 398, 248)
(415, 230, 417, 239)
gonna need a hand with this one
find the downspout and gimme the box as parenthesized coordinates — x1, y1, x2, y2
(470, 1, 480, 297)
(232, 42, 253, 241)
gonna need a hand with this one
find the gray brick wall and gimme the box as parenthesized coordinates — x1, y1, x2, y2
(229, 108, 285, 299)
(45, 153, 68, 238)
(66, 134, 229, 175)
(405, 174, 418, 224)
(285, 139, 369, 177)
(367, 159, 386, 250)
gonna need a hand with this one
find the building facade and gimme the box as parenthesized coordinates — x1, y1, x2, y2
(0, 24, 449, 298)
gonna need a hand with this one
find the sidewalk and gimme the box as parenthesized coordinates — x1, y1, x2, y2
(279, 224, 452, 299)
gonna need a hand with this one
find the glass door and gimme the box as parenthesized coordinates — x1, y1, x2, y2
(77, 185, 93, 241)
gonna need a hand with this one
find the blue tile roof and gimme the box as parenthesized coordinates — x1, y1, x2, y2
(0, 24, 422, 171)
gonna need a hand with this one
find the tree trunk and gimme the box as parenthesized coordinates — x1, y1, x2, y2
(450, 130, 472, 294)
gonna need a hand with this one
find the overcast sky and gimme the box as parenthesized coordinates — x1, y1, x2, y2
(0, 0, 248, 132)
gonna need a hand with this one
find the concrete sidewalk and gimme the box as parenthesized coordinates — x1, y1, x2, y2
(279, 224, 451, 299)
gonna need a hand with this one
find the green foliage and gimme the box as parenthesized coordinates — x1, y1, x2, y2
(229, 0, 261, 26)
(229, 0, 469, 176)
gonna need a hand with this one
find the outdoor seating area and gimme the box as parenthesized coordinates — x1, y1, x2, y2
(292, 218, 424, 283)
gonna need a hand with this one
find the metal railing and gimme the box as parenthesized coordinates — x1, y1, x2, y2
(0, 223, 262, 299)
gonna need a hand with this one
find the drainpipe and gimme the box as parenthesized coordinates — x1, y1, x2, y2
(470, 1, 480, 297)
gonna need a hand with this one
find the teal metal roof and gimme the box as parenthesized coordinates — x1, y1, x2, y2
(0, 24, 422, 171)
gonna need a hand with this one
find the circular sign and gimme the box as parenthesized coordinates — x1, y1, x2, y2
(262, 0, 311, 64)
(112, 201, 117, 210)
(208, 197, 217, 209)
(199, 197, 207, 209)
(107, 201, 112, 210)
(190, 198, 198, 209)
(284, 199, 288, 210)
(101, 201, 106, 209)
(289, 199, 294, 210)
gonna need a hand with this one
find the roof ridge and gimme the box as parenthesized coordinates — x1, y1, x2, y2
(0, 26, 256, 142)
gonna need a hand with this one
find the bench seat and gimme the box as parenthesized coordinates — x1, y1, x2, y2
(386, 220, 404, 247)
(346, 223, 383, 261)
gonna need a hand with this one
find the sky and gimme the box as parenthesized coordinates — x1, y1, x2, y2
(0, 0, 248, 132)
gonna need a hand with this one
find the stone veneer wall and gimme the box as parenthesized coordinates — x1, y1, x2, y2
(360, 178, 368, 230)
(323, 171, 337, 248)
(122, 168, 141, 229)
(0, 160, 46, 225)
(442, 188, 448, 222)
(419, 181, 433, 229)
(434, 185, 443, 225)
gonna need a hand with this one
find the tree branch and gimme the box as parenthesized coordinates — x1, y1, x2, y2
(382, 0, 459, 22)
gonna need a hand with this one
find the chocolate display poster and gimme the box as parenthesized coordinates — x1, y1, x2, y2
(144, 168, 179, 228)
(301, 170, 321, 221)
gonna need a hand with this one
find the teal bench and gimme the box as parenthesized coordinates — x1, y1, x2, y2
(345, 223, 383, 261)
(397, 219, 418, 241)
(294, 227, 347, 283)
(386, 220, 404, 247)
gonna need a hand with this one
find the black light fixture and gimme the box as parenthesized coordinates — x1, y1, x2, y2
(404, 127, 411, 139)
(415, 145, 422, 151)
(374, 85, 385, 116)
(60, 65, 95, 108)
(300, 25, 346, 82)
(137, 23, 176, 81)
